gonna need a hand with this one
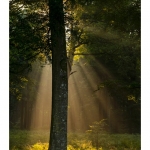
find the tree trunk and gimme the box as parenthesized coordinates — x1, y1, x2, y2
(20, 100, 24, 129)
(48, 0, 68, 149)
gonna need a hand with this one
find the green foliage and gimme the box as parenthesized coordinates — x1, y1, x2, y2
(86, 119, 109, 148)
(87, 119, 109, 134)
(27, 142, 48, 150)
(75, 0, 140, 35)
(68, 0, 141, 134)
(11, 143, 48, 150)
(68, 132, 140, 150)
(10, 130, 49, 150)
(9, 0, 49, 101)
(10, 130, 140, 150)
(9, 0, 141, 148)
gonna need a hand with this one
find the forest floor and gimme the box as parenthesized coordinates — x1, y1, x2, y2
(10, 129, 141, 150)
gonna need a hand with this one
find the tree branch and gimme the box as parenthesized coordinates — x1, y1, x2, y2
(73, 52, 106, 55)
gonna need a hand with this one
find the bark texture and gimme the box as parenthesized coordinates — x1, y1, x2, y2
(49, 0, 68, 149)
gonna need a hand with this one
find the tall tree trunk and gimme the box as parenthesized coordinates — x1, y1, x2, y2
(48, 0, 68, 149)
(68, 24, 76, 70)
(20, 100, 25, 129)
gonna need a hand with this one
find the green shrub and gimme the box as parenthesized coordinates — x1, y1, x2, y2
(27, 142, 48, 150)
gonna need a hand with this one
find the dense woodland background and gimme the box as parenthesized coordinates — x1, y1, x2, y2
(10, 0, 140, 134)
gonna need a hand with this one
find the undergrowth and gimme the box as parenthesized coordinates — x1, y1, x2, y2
(10, 130, 140, 150)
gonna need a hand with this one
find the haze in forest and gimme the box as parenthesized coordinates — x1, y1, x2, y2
(12, 58, 113, 132)
(11, 55, 140, 133)
(9, 0, 141, 149)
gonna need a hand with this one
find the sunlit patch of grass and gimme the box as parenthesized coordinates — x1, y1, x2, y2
(11, 143, 48, 150)
(10, 129, 49, 150)
(10, 130, 140, 150)
(26, 142, 48, 150)
(67, 140, 102, 150)
(68, 133, 140, 150)
(104, 134, 141, 150)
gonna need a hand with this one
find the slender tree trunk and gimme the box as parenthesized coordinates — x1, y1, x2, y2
(25, 101, 27, 129)
(68, 24, 76, 68)
(21, 100, 24, 129)
(48, 0, 68, 149)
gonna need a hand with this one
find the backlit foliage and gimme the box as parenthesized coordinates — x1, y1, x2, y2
(10, 130, 141, 150)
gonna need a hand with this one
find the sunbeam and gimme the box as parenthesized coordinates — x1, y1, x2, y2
(67, 56, 117, 132)
(29, 62, 52, 130)
(14, 54, 136, 133)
